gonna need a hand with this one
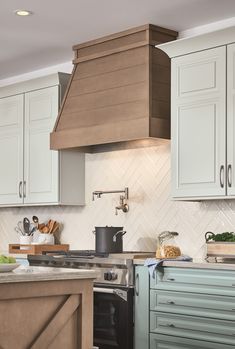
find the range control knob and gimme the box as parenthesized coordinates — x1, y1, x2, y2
(104, 271, 117, 281)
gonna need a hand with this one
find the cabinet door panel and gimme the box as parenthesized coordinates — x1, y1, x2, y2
(150, 333, 233, 349)
(150, 312, 235, 346)
(150, 267, 235, 297)
(227, 43, 235, 195)
(0, 95, 23, 205)
(134, 266, 149, 349)
(172, 47, 226, 198)
(24, 86, 59, 204)
(179, 61, 216, 96)
(150, 290, 235, 321)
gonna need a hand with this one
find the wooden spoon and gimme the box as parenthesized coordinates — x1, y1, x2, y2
(52, 222, 60, 234)
(48, 220, 56, 234)
(42, 226, 49, 234)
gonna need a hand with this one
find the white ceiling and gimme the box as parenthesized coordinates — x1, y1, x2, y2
(1, 0, 235, 80)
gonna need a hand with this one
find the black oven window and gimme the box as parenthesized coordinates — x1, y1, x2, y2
(94, 289, 133, 349)
(94, 293, 119, 346)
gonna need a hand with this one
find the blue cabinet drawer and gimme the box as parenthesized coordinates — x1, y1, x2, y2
(150, 333, 234, 349)
(150, 312, 235, 346)
(150, 267, 235, 296)
(150, 289, 235, 320)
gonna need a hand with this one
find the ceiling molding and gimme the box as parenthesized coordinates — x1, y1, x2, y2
(179, 16, 235, 38)
(0, 61, 73, 87)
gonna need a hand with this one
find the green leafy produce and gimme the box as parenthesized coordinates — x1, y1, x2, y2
(206, 232, 235, 242)
(0, 255, 16, 264)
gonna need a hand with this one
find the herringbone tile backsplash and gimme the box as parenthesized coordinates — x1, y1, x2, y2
(1, 142, 235, 259)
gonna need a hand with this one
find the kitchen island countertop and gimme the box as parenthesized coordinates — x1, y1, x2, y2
(0, 265, 98, 283)
(134, 257, 235, 270)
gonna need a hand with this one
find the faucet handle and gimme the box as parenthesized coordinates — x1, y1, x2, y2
(122, 203, 129, 213)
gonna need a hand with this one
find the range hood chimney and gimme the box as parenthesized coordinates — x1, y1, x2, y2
(50, 24, 178, 152)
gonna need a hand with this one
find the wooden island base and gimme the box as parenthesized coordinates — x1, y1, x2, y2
(0, 268, 96, 349)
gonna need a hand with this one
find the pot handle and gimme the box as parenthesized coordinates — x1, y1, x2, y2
(113, 230, 126, 242)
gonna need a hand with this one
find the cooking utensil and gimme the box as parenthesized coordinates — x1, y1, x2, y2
(93, 226, 126, 254)
(38, 223, 45, 232)
(17, 221, 24, 235)
(32, 216, 39, 229)
(42, 226, 49, 234)
(23, 217, 31, 236)
(52, 222, 59, 234)
(29, 224, 37, 236)
(15, 227, 23, 235)
(48, 220, 55, 234)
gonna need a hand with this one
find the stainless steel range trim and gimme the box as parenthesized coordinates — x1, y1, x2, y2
(94, 287, 128, 301)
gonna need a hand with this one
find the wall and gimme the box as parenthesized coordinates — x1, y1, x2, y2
(1, 142, 235, 259)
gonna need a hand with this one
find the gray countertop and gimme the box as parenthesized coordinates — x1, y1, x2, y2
(0, 265, 99, 284)
(134, 257, 235, 270)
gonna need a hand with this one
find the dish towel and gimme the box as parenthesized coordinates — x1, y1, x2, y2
(144, 255, 192, 278)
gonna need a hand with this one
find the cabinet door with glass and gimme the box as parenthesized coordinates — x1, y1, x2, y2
(171, 46, 226, 198)
(0, 95, 24, 205)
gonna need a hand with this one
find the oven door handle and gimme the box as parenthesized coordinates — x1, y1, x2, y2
(93, 287, 128, 301)
(94, 287, 114, 294)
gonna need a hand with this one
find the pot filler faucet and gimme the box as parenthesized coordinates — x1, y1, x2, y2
(92, 187, 129, 215)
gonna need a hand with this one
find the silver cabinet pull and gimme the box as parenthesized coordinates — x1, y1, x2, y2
(19, 181, 23, 198)
(159, 300, 176, 306)
(228, 164, 232, 188)
(135, 273, 139, 296)
(166, 300, 175, 305)
(159, 323, 175, 328)
(220, 165, 224, 188)
(166, 278, 175, 282)
(23, 181, 26, 198)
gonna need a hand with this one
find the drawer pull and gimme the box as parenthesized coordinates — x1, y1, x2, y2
(166, 300, 175, 305)
(160, 323, 175, 328)
(166, 278, 175, 282)
(159, 300, 176, 306)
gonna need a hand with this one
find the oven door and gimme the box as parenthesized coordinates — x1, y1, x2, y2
(93, 285, 133, 349)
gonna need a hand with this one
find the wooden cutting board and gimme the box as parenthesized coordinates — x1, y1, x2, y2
(9, 244, 69, 255)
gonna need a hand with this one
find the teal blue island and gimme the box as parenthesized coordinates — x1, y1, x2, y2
(134, 260, 235, 349)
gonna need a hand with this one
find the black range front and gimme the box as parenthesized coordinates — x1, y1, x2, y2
(94, 284, 133, 349)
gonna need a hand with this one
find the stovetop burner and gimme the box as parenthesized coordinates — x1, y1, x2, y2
(42, 250, 109, 258)
(41, 249, 152, 259)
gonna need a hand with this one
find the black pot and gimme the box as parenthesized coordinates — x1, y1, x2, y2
(93, 226, 126, 253)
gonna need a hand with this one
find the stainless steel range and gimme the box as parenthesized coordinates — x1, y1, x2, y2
(28, 250, 151, 349)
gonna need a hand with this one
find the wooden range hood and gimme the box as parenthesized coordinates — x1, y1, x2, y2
(50, 24, 178, 152)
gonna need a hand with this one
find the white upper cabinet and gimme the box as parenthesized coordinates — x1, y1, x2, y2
(24, 86, 59, 204)
(0, 95, 24, 204)
(0, 74, 85, 207)
(227, 43, 235, 196)
(157, 27, 235, 200)
(171, 47, 226, 198)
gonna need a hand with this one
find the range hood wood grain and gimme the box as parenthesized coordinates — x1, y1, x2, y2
(50, 24, 177, 151)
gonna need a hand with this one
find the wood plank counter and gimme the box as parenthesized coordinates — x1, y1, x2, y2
(0, 266, 98, 349)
